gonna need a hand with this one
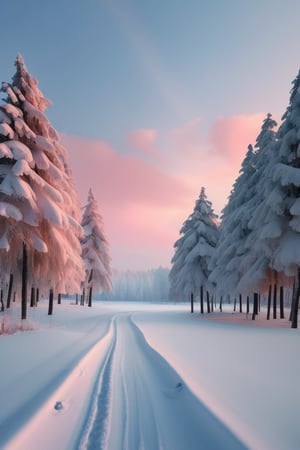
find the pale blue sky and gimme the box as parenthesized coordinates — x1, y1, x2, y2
(2, 0, 300, 146)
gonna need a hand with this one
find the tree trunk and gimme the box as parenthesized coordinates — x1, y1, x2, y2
(21, 242, 28, 320)
(75, 293, 79, 305)
(30, 286, 36, 307)
(233, 297, 236, 312)
(289, 279, 296, 321)
(36, 288, 39, 304)
(0, 289, 4, 312)
(58, 293, 61, 304)
(211, 294, 214, 312)
(252, 292, 259, 320)
(219, 296, 222, 312)
(81, 287, 85, 306)
(267, 284, 272, 320)
(190, 292, 194, 313)
(206, 291, 210, 313)
(273, 284, 277, 319)
(88, 285, 93, 307)
(239, 294, 242, 313)
(280, 286, 284, 319)
(6, 273, 13, 309)
(48, 288, 54, 316)
(246, 296, 249, 314)
(291, 268, 300, 328)
(200, 285, 204, 314)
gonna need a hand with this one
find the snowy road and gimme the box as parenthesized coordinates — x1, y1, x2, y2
(79, 313, 245, 450)
(3, 301, 300, 450)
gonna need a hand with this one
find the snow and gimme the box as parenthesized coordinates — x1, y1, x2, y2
(0, 301, 300, 450)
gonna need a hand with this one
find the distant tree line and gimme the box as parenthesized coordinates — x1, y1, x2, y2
(98, 267, 169, 303)
(169, 68, 300, 328)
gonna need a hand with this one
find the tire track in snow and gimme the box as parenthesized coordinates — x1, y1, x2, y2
(81, 313, 247, 450)
(78, 318, 117, 450)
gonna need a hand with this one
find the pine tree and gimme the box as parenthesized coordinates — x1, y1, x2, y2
(169, 187, 219, 306)
(81, 189, 112, 305)
(209, 145, 256, 297)
(237, 114, 280, 295)
(0, 55, 84, 305)
(260, 71, 300, 327)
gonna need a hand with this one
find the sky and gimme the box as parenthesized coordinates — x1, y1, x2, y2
(2, 0, 300, 270)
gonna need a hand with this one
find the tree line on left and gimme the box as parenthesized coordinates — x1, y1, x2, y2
(0, 55, 112, 322)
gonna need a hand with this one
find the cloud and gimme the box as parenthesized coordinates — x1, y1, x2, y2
(209, 113, 266, 162)
(61, 134, 194, 270)
(61, 112, 271, 270)
(126, 128, 159, 158)
(168, 117, 204, 156)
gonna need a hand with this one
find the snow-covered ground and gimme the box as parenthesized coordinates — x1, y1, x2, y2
(0, 300, 299, 449)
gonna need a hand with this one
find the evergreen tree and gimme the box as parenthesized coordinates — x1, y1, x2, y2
(258, 71, 300, 327)
(81, 189, 112, 305)
(237, 114, 281, 295)
(209, 145, 256, 296)
(0, 55, 84, 301)
(169, 187, 219, 304)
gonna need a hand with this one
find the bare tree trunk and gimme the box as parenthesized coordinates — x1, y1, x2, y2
(267, 284, 272, 320)
(75, 293, 79, 305)
(21, 242, 28, 320)
(36, 288, 39, 304)
(30, 286, 36, 307)
(0, 289, 4, 312)
(291, 268, 300, 328)
(289, 279, 296, 321)
(58, 293, 61, 304)
(190, 292, 194, 313)
(211, 294, 214, 312)
(273, 284, 277, 319)
(48, 288, 54, 316)
(233, 297, 236, 312)
(88, 285, 93, 307)
(246, 296, 249, 314)
(81, 287, 85, 306)
(252, 292, 259, 320)
(6, 273, 13, 309)
(280, 286, 284, 319)
(219, 296, 222, 312)
(200, 285, 204, 314)
(88, 270, 93, 307)
(239, 294, 242, 313)
(206, 291, 210, 313)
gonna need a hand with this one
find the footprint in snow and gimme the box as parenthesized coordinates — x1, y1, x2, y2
(54, 401, 63, 411)
(164, 381, 184, 398)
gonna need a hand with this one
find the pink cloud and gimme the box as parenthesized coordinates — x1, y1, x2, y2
(126, 128, 159, 158)
(168, 117, 204, 156)
(61, 134, 194, 269)
(209, 113, 266, 163)
(61, 112, 272, 270)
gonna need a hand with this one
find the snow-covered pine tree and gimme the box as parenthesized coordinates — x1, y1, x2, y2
(257, 70, 300, 327)
(209, 145, 256, 300)
(169, 187, 219, 311)
(0, 55, 84, 312)
(81, 189, 112, 305)
(237, 114, 282, 299)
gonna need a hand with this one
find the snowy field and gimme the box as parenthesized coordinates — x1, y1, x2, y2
(0, 300, 299, 450)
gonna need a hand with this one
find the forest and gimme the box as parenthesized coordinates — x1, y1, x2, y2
(169, 70, 300, 328)
(2, 54, 300, 329)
